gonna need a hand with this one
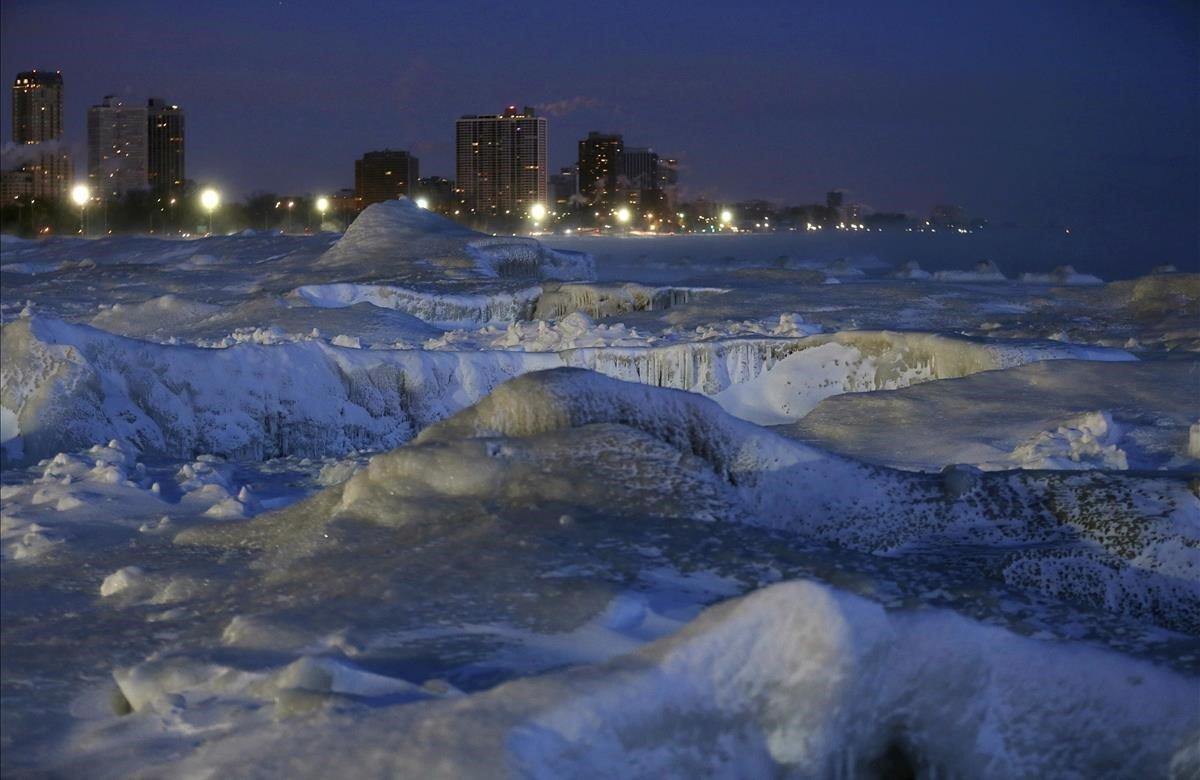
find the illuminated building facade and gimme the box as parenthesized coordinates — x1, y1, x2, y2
(577, 131, 623, 209)
(455, 106, 547, 218)
(7, 70, 71, 199)
(87, 96, 149, 198)
(147, 99, 185, 194)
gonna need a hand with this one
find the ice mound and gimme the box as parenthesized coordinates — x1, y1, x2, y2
(933, 259, 1007, 282)
(130, 579, 1197, 779)
(891, 260, 931, 279)
(310, 370, 1194, 632)
(530, 282, 726, 320)
(1018, 265, 1104, 285)
(296, 282, 543, 328)
(315, 199, 594, 282)
(294, 280, 719, 329)
(90, 295, 224, 339)
(1005, 411, 1128, 470)
(791, 359, 1195, 472)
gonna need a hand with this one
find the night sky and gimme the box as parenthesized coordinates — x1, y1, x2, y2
(1, 0, 1196, 246)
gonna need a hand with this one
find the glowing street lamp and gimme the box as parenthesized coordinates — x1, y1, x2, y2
(315, 196, 330, 232)
(71, 184, 90, 234)
(616, 207, 631, 225)
(720, 209, 733, 227)
(200, 188, 220, 234)
(529, 202, 547, 223)
(415, 197, 430, 210)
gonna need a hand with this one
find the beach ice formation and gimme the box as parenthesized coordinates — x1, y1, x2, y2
(2, 200, 1198, 777)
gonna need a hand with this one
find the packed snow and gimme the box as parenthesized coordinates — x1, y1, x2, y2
(2, 206, 1198, 777)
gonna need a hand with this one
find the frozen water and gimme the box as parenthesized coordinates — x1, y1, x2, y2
(2, 215, 1198, 776)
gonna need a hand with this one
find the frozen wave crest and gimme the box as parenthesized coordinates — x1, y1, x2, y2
(1, 315, 1133, 464)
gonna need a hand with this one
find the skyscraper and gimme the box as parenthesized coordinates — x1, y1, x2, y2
(6, 70, 71, 199)
(354, 150, 419, 208)
(147, 99, 185, 194)
(455, 106, 547, 218)
(658, 157, 679, 210)
(88, 96, 148, 198)
(12, 70, 63, 142)
(619, 148, 659, 192)
(577, 132, 623, 208)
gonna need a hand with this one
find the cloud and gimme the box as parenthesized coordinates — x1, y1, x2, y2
(535, 96, 603, 117)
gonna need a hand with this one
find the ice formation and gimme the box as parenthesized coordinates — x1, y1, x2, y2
(791, 359, 1198, 471)
(932, 259, 1007, 281)
(315, 198, 593, 281)
(0, 314, 1133, 463)
(133, 581, 1197, 780)
(2, 217, 1197, 777)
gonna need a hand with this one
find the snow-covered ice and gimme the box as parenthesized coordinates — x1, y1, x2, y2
(2, 208, 1198, 777)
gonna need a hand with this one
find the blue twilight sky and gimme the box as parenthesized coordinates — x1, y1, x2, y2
(1, 1, 1197, 243)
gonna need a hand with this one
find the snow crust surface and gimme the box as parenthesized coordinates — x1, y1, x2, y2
(2, 216, 1198, 777)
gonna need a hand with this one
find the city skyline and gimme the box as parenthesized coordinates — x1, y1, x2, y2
(0, 1, 1196, 237)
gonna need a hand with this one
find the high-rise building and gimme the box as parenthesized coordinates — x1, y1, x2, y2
(657, 157, 679, 210)
(619, 148, 659, 192)
(87, 96, 148, 198)
(549, 166, 578, 211)
(354, 149, 419, 208)
(12, 70, 63, 143)
(455, 106, 548, 218)
(146, 99, 185, 194)
(577, 132, 623, 208)
(7, 70, 71, 199)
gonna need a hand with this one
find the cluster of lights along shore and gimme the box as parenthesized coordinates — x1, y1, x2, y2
(12, 71, 991, 235)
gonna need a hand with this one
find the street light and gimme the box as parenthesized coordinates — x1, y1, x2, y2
(720, 209, 733, 226)
(314, 196, 330, 232)
(71, 184, 90, 235)
(616, 207, 631, 225)
(286, 199, 295, 233)
(415, 197, 430, 210)
(530, 202, 546, 223)
(200, 188, 220, 234)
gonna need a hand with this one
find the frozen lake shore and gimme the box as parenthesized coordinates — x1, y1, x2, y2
(2, 201, 1198, 777)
